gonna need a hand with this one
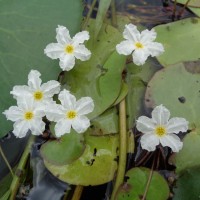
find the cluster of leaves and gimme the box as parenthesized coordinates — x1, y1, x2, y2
(1, 0, 200, 200)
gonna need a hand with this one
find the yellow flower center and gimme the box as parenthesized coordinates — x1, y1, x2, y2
(65, 45, 74, 54)
(33, 91, 43, 101)
(66, 110, 77, 119)
(155, 126, 166, 137)
(135, 42, 144, 49)
(24, 111, 34, 120)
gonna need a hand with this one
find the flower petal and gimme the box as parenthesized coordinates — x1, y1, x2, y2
(3, 106, 23, 122)
(41, 80, 60, 97)
(140, 133, 160, 151)
(13, 120, 29, 138)
(55, 119, 72, 137)
(147, 42, 164, 57)
(116, 40, 135, 56)
(59, 54, 75, 71)
(10, 85, 31, 99)
(58, 89, 76, 110)
(140, 29, 157, 44)
(167, 117, 188, 134)
(30, 118, 45, 135)
(28, 70, 42, 90)
(123, 24, 140, 42)
(160, 134, 183, 152)
(72, 116, 90, 133)
(73, 31, 90, 44)
(45, 104, 64, 122)
(44, 43, 64, 59)
(76, 97, 94, 115)
(136, 116, 155, 134)
(152, 105, 170, 125)
(56, 25, 72, 45)
(74, 44, 91, 61)
(132, 48, 150, 66)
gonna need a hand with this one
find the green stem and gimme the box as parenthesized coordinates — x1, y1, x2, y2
(9, 135, 35, 200)
(82, 0, 97, 30)
(111, 0, 117, 27)
(177, 0, 192, 18)
(141, 153, 156, 200)
(71, 185, 84, 200)
(0, 144, 14, 177)
(111, 99, 127, 200)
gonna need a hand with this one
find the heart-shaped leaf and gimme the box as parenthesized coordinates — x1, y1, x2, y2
(115, 167, 169, 200)
(145, 62, 200, 129)
(40, 130, 85, 166)
(43, 130, 119, 186)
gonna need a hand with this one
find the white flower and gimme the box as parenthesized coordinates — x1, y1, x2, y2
(11, 70, 60, 108)
(46, 89, 94, 137)
(44, 25, 91, 71)
(116, 23, 164, 66)
(136, 105, 188, 152)
(3, 97, 45, 138)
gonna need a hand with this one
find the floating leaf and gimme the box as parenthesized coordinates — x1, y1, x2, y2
(174, 129, 200, 174)
(91, 107, 119, 135)
(40, 130, 85, 165)
(115, 167, 169, 200)
(173, 167, 200, 200)
(154, 17, 200, 66)
(0, 0, 83, 137)
(43, 130, 119, 186)
(145, 62, 200, 129)
(175, 0, 200, 7)
(61, 20, 125, 118)
(126, 59, 161, 129)
(186, 7, 200, 17)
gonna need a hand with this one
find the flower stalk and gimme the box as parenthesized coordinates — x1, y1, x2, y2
(9, 135, 35, 200)
(111, 99, 127, 200)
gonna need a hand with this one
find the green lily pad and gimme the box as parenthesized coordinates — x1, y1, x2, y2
(187, 7, 200, 17)
(173, 167, 200, 200)
(174, 129, 200, 174)
(175, 0, 200, 7)
(126, 59, 161, 129)
(91, 107, 119, 135)
(0, 0, 83, 137)
(154, 17, 200, 66)
(115, 167, 169, 200)
(145, 62, 200, 129)
(40, 130, 85, 165)
(43, 130, 119, 186)
(61, 20, 125, 119)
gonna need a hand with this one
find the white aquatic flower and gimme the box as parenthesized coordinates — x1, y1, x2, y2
(11, 70, 60, 108)
(44, 25, 91, 71)
(116, 23, 164, 66)
(3, 97, 45, 138)
(46, 89, 94, 137)
(136, 105, 188, 152)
